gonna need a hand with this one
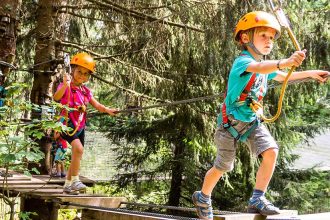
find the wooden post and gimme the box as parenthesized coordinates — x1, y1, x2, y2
(20, 196, 59, 220)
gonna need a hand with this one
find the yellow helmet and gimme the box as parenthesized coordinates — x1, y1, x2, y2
(234, 11, 281, 42)
(70, 52, 96, 73)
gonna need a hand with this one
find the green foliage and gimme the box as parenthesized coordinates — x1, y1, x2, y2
(14, 0, 330, 215)
(271, 170, 330, 214)
(0, 83, 69, 219)
(18, 211, 37, 220)
(0, 83, 44, 172)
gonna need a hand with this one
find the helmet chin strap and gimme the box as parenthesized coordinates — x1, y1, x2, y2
(243, 31, 263, 57)
(246, 42, 263, 56)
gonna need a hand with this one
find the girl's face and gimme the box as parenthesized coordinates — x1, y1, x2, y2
(253, 27, 277, 55)
(72, 66, 91, 85)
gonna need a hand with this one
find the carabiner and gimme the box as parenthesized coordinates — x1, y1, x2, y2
(63, 53, 71, 75)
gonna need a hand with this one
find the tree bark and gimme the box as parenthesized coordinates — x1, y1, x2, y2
(0, 0, 21, 80)
(167, 138, 185, 214)
(30, 0, 68, 174)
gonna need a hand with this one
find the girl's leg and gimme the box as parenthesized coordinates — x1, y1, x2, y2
(66, 138, 84, 180)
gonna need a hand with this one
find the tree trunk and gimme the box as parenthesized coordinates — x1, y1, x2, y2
(0, 0, 21, 79)
(30, 0, 68, 174)
(167, 139, 185, 214)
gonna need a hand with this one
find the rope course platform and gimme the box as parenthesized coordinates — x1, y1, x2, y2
(0, 169, 329, 220)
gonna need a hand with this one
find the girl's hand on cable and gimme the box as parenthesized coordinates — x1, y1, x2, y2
(63, 72, 71, 87)
(308, 70, 330, 83)
(283, 49, 307, 68)
(106, 108, 118, 116)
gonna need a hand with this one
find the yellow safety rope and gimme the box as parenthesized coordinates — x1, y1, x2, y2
(249, 3, 301, 123)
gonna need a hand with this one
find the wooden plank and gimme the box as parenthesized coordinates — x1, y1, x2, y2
(32, 175, 95, 186)
(14, 188, 65, 194)
(0, 174, 31, 181)
(299, 212, 330, 220)
(24, 193, 107, 199)
(214, 210, 298, 220)
(58, 196, 127, 209)
(4, 184, 63, 189)
(82, 209, 179, 220)
(1, 178, 45, 184)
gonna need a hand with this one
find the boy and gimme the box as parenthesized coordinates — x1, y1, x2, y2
(54, 52, 118, 194)
(192, 11, 329, 220)
(51, 131, 67, 178)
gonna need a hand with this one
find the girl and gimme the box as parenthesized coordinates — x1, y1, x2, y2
(54, 52, 117, 194)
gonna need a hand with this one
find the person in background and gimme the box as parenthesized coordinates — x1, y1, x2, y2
(53, 52, 118, 194)
(51, 131, 67, 178)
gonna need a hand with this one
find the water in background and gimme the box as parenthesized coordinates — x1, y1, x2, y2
(292, 130, 330, 171)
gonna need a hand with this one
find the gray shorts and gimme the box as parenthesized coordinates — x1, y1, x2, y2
(214, 118, 278, 172)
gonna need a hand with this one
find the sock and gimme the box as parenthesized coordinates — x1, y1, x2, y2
(72, 175, 79, 182)
(64, 180, 72, 187)
(199, 191, 211, 203)
(251, 189, 265, 200)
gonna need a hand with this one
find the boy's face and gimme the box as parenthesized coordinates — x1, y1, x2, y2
(72, 66, 91, 85)
(252, 27, 277, 55)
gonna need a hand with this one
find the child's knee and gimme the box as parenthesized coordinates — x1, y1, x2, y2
(261, 148, 278, 160)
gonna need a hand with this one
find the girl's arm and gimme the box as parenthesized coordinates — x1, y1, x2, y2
(89, 97, 117, 116)
(53, 72, 71, 101)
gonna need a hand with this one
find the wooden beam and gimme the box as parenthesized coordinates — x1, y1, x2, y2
(58, 196, 127, 209)
(82, 209, 181, 220)
(299, 212, 330, 220)
(214, 210, 298, 220)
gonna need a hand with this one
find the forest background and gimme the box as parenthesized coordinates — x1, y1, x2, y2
(0, 0, 329, 218)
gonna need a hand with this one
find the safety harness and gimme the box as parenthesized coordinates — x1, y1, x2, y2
(62, 84, 88, 136)
(222, 72, 264, 142)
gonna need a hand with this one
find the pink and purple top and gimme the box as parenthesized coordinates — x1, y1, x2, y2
(57, 83, 93, 131)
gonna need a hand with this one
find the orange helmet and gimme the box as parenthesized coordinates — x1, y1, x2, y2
(234, 11, 281, 42)
(70, 52, 96, 73)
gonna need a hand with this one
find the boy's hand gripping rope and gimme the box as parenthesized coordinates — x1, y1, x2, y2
(249, 0, 302, 123)
(62, 54, 83, 136)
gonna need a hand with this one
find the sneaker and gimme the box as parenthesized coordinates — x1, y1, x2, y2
(63, 185, 80, 195)
(192, 191, 213, 220)
(247, 196, 280, 216)
(71, 180, 87, 193)
(51, 173, 61, 178)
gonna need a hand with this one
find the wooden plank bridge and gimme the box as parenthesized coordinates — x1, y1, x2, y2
(0, 170, 329, 220)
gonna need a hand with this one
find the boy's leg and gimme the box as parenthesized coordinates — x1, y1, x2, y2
(193, 126, 235, 220)
(255, 148, 278, 191)
(202, 167, 225, 196)
(56, 163, 61, 175)
(60, 161, 66, 177)
(247, 124, 280, 215)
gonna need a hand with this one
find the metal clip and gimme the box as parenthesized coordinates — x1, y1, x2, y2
(63, 53, 71, 74)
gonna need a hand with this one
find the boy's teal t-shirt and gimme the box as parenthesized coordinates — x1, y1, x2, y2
(219, 50, 277, 123)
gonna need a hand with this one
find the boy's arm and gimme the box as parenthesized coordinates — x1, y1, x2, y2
(246, 50, 306, 74)
(89, 97, 117, 116)
(274, 70, 329, 83)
